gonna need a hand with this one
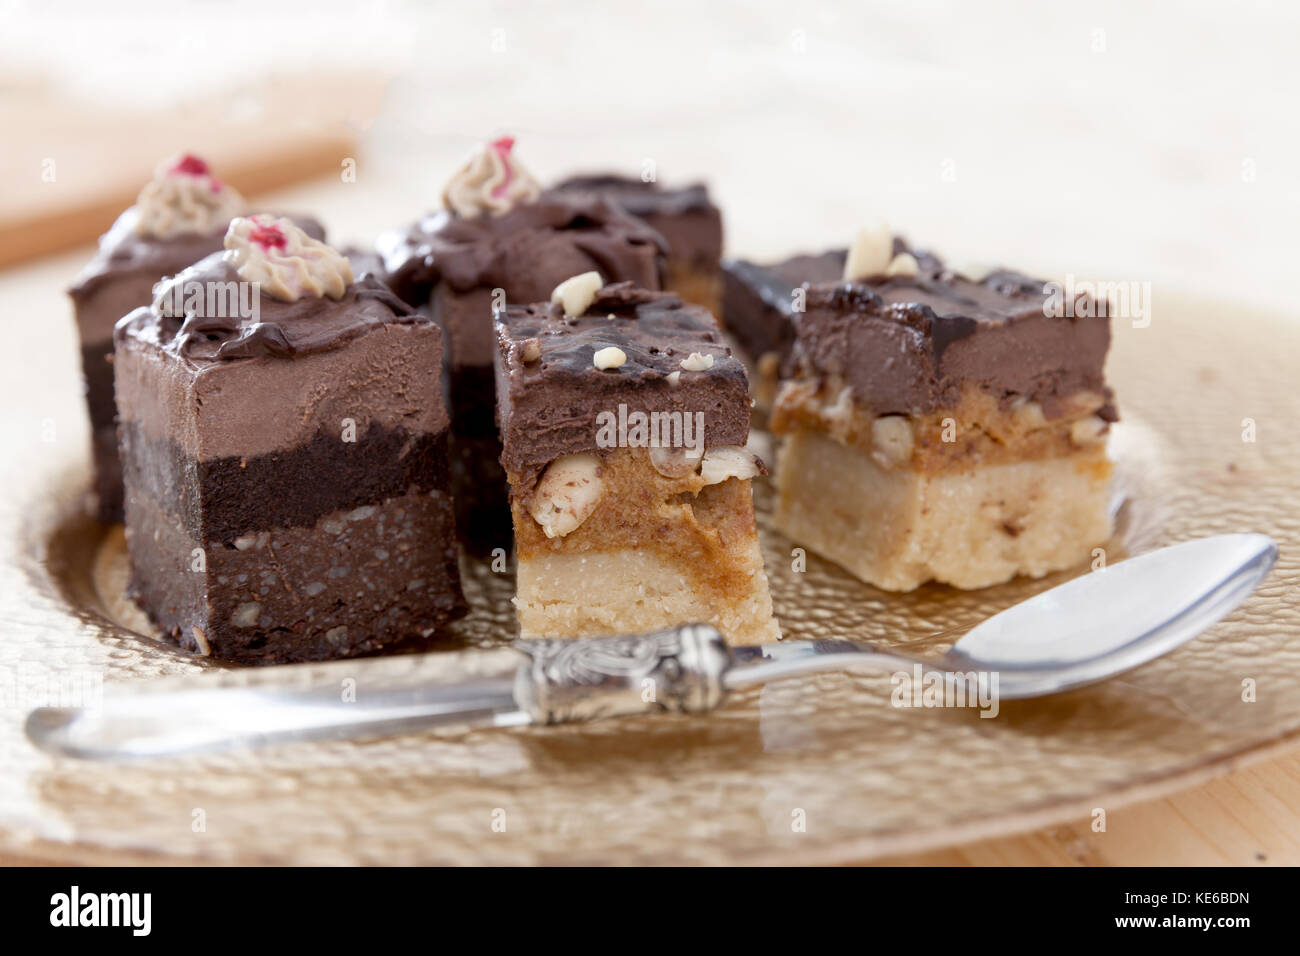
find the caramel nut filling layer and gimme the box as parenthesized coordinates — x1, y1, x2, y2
(510, 445, 764, 605)
(771, 377, 1111, 473)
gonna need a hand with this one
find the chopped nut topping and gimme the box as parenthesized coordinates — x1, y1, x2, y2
(699, 446, 765, 485)
(1069, 415, 1108, 446)
(233, 533, 266, 551)
(528, 454, 605, 537)
(593, 346, 627, 370)
(844, 223, 893, 281)
(666, 371, 682, 386)
(680, 352, 715, 371)
(649, 444, 704, 478)
(885, 252, 919, 277)
(1060, 390, 1107, 417)
(953, 260, 996, 282)
(520, 338, 542, 363)
(232, 601, 261, 627)
(1011, 398, 1048, 430)
(191, 626, 211, 657)
(551, 271, 603, 317)
(871, 415, 914, 468)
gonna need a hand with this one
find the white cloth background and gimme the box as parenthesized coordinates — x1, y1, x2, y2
(2, 0, 1297, 311)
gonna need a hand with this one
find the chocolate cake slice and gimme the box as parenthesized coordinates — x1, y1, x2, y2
(551, 174, 723, 315)
(494, 278, 779, 644)
(770, 226, 1117, 591)
(721, 249, 846, 410)
(115, 215, 464, 664)
(376, 138, 666, 553)
(69, 154, 323, 523)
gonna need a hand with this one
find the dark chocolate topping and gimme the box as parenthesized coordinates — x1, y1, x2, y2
(725, 248, 848, 319)
(730, 239, 941, 320)
(115, 253, 421, 363)
(792, 254, 1115, 420)
(501, 282, 742, 379)
(340, 245, 387, 283)
(69, 208, 325, 299)
(495, 282, 751, 478)
(804, 266, 1104, 361)
(724, 243, 945, 363)
(377, 193, 667, 307)
(551, 174, 716, 218)
(551, 175, 721, 267)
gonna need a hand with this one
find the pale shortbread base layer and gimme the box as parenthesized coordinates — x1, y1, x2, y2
(514, 538, 781, 646)
(776, 429, 1112, 591)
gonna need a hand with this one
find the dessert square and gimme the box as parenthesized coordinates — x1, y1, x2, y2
(552, 174, 724, 315)
(376, 140, 666, 553)
(69, 154, 323, 523)
(114, 216, 464, 664)
(494, 280, 779, 645)
(721, 248, 845, 411)
(770, 231, 1116, 591)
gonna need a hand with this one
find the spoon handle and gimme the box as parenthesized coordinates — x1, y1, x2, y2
(23, 535, 1278, 761)
(723, 641, 926, 691)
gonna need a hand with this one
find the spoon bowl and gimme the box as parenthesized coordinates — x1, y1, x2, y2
(724, 534, 1278, 699)
(944, 533, 1278, 698)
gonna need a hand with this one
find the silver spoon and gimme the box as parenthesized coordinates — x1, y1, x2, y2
(26, 533, 1277, 759)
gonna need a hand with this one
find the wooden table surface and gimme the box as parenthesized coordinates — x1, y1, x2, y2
(885, 754, 1300, 865)
(2, 0, 1297, 866)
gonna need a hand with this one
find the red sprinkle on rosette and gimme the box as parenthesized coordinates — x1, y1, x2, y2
(248, 219, 288, 251)
(169, 154, 211, 176)
(491, 137, 517, 198)
(168, 153, 226, 192)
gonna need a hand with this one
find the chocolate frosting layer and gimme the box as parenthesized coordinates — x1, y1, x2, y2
(115, 254, 421, 363)
(495, 282, 750, 479)
(792, 257, 1116, 420)
(552, 174, 715, 218)
(69, 208, 325, 299)
(377, 193, 667, 307)
(552, 175, 722, 268)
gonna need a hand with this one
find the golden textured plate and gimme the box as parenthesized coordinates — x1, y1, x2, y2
(2, 286, 1298, 865)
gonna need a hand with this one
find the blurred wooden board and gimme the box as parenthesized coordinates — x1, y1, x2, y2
(0, 72, 388, 267)
(876, 751, 1300, 866)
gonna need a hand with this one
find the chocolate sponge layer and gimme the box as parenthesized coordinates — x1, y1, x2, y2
(126, 485, 464, 664)
(80, 342, 123, 522)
